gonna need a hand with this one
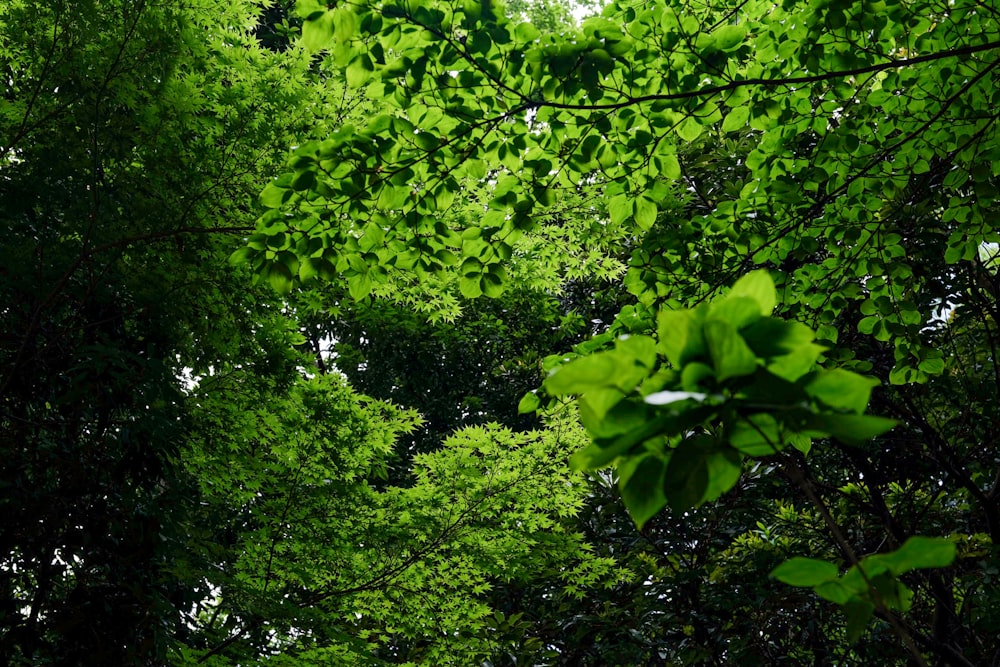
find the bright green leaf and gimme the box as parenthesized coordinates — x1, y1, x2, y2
(729, 270, 776, 315)
(771, 557, 839, 587)
(676, 116, 703, 143)
(803, 370, 879, 414)
(703, 319, 758, 381)
(517, 392, 540, 414)
(722, 105, 750, 132)
(712, 24, 746, 51)
(877, 536, 957, 574)
(657, 308, 706, 367)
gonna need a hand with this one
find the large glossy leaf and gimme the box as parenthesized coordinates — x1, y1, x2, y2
(803, 413, 897, 445)
(803, 370, 879, 414)
(728, 270, 776, 315)
(570, 414, 676, 470)
(875, 536, 957, 574)
(742, 318, 816, 357)
(618, 453, 669, 529)
(545, 352, 621, 395)
(728, 412, 784, 456)
(657, 309, 706, 368)
(771, 558, 839, 587)
(663, 437, 711, 510)
(708, 296, 763, 330)
(546, 350, 648, 395)
(703, 319, 758, 381)
(844, 599, 875, 644)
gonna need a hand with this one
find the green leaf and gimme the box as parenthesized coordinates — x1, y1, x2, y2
(742, 318, 816, 357)
(346, 58, 372, 87)
(267, 261, 294, 294)
(515, 22, 540, 42)
(481, 272, 504, 298)
(702, 446, 743, 502)
(703, 319, 758, 381)
(729, 270, 776, 315)
(721, 105, 750, 132)
(616, 334, 658, 369)
(766, 343, 826, 382)
(546, 346, 651, 396)
(260, 181, 290, 209)
(301, 10, 336, 52)
(298, 257, 319, 281)
(709, 296, 764, 330)
(609, 193, 631, 226)
(814, 579, 855, 605)
(918, 357, 946, 374)
(580, 387, 627, 421)
(459, 274, 483, 298)
(771, 558, 839, 587)
(517, 391, 540, 414)
(728, 413, 784, 456)
(634, 197, 658, 230)
(348, 272, 372, 300)
(660, 152, 681, 179)
(544, 352, 620, 395)
(657, 308, 706, 367)
(676, 116, 703, 143)
(844, 599, 875, 644)
(618, 453, 669, 529)
(741, 368, 808, 405)
(570, 413, 675, 470)
(680, 362, 715, 391)
(877, 536, 956, 574)
(332, 6, 357, 42)
(291, 169, 317, 191)
(579, 396, 650, 440)
(868, 572, 914, 611)
(228, 246, 252, 266)
(803, 369, 879, 414)
(712, 24, 746, 51)
(803, 413, 897, 445)
(844, 600, 875, 644)
(663, 436, 711, 510)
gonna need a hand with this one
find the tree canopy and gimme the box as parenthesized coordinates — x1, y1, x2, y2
(3, 0, 1000, 664)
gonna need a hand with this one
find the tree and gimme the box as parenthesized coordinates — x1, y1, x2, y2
(7, 0, 1000, 662)
(0, 0, 308, 660)
(1, 1, 612, 665)
(257, 0, 1000, 662)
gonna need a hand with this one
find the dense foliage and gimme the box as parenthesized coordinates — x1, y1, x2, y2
(4, 0, 1000, 664)
(0, 2, 605, 664)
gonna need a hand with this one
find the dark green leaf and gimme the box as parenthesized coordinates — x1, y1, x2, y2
(619, 453, 669, 529)
(803, 413, 897, 445)
(844, 599, 875, 644)
(663, 437, 711, 511)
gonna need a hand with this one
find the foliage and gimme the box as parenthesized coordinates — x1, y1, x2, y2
(263, 0, 1000, 662)
(7, 0, 1000, 663)
(174, 370, 603, 665)
(537, 270, 895, 526)
(1, 1, 609, 665)
(0, 0, 313, 661)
